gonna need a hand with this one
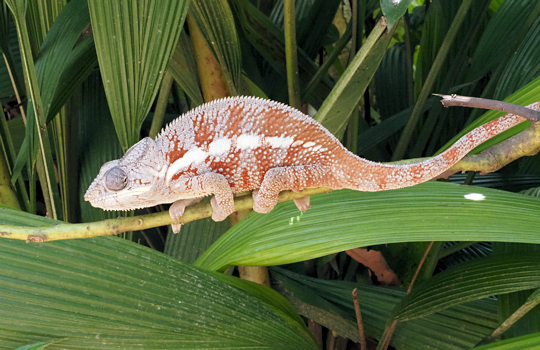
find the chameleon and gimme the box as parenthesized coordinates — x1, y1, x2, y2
(84, 96, 539, 232)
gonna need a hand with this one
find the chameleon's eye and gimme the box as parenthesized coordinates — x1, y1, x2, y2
(105, 167, 127, 191)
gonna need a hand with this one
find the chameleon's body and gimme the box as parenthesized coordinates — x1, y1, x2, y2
(85, 97, 538, 231)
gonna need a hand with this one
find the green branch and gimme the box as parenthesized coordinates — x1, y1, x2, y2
(0, 188, 330, 242)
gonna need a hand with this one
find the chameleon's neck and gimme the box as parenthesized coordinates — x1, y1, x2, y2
(340, 112, 528, 192)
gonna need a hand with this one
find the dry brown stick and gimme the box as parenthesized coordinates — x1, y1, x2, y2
(407, 241, 435, 294)
(352, 288, 367, 350)
(434, 94, 540, 122)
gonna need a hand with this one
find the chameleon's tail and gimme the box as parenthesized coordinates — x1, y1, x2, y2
(343, 102, 539, 192)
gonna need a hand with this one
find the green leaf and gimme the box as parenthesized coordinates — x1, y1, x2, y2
(466, 0, 539, 82)
(190, 0, 241, 95)
(390, 253, 540, 322)
(381, 0, 415, 29)
(0, 14, 24, 99)
(167, 31, 204, 107)
(49, 37, 97, 119)
(493, 243, 540, 338)
(78, 72, 123, 222)
(493, 16, 540, 100)
(373, 42, 411, 120)
(0, 208, 318, 350)
(10, 0, 95, 197)
(15, 339, 65, 350)
(211, 272, 311, 337)
(272, 267, 499, 349)
(314, 17, 394, 139)
(194, 182, 540, 271)
(25, 0, 64, 53)
(33, 0, 90, 120)
(356, 99, 435, 155)
(294, 0, 341, 59)
(88, 0, 190, 150)
(474, 332, 540, 349)
(78, 72, 124, 223)
(164, 215, 230, 264)
(6, 0, 61, 219)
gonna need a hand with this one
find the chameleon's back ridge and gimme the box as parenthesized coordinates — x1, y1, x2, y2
(85, 96, 538, 232)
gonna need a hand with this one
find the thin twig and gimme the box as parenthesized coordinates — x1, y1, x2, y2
(348, 0, 358, 65)
(380, 241, 435, 350)
(407, 241, 434, 294)
(435, 94, 540, 122)
(3, 53, 26, 123)
(352, 288, 367, 350)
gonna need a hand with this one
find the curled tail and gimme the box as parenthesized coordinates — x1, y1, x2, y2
(343, 102, 539, 192)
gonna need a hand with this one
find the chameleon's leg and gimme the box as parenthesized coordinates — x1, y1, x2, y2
(170, 172, 235, 222)
(253, 164, 330, 214)
(169, 198, 202, 233)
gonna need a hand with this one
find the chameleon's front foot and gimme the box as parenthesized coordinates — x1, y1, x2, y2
(168, 172, 235, 229)
(169, 198, 202, 233)
(209, 195, 235, 221)
(252, 189, 311, 213)
(168, 193, 235, 232)
(252, 189, 278, 214)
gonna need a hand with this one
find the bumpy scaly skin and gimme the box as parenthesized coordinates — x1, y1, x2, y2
(84, 97, 539, 232)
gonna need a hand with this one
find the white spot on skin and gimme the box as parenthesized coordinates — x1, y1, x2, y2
(208, 138, 231, 155)
(266, 136, 294, 148)
(148, 164, 167, 180)
(237, 134, 261, 149)
(291, 140, 304, 147)
(464, 193, 485, 201)
(303, 142, 316, 148)
(166, 147, 207, 183)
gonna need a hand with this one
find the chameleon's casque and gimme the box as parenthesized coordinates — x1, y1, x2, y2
(85, 96, 537, 232)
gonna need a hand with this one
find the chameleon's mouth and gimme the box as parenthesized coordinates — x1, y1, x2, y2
(84, 186, 153, 210)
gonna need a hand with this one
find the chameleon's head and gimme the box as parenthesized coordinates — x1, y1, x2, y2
(84, 137, 165, 211)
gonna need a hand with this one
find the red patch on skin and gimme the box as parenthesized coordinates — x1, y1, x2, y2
(167, 149, 189, 163)
(171, 168, 197, 182)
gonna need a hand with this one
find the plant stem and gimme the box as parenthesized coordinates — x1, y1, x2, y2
(284, 0, 301, 109)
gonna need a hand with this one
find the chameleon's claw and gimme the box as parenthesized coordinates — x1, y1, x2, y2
(210, 196, 234, 221)
(171, 223, 182, 234)
(252, 189, 278, 214)
(293, 196, 311, 211)
(169, 198, 202, 233)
